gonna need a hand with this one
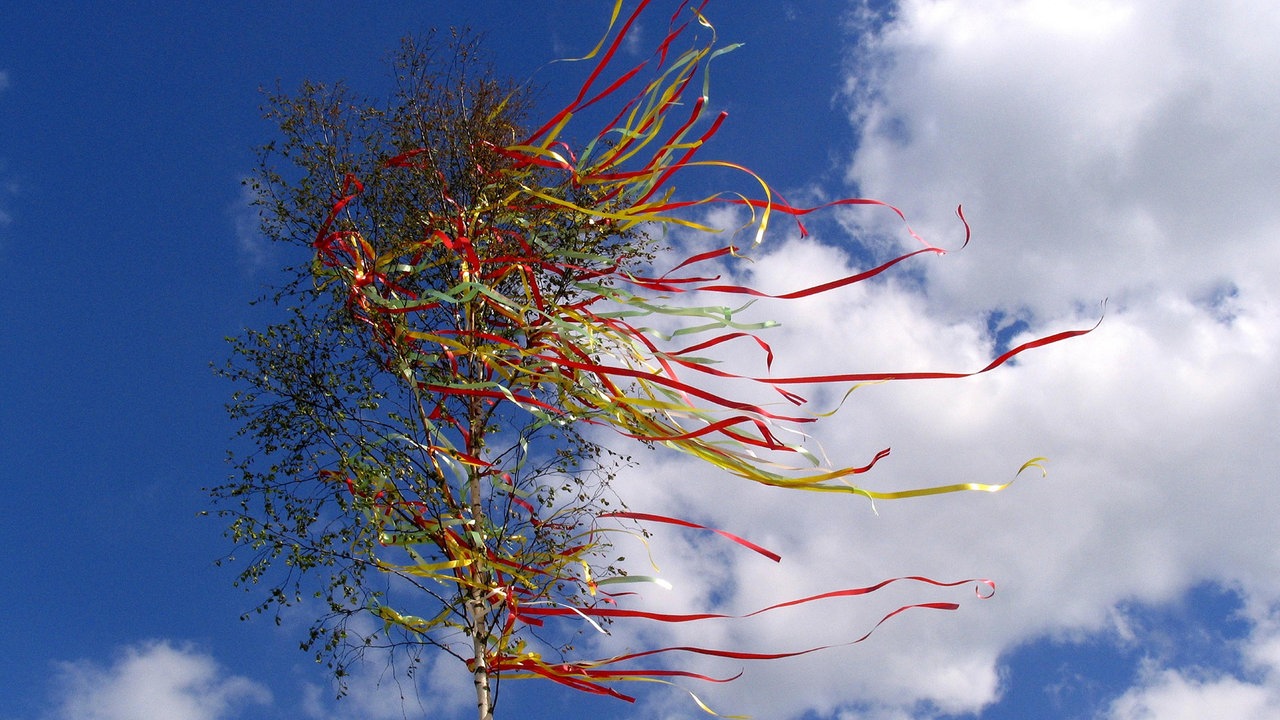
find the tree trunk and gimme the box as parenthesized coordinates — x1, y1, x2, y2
(467, 460, 493, 720)
(464, 280, 494, 720)
(469, 594, 494, 720)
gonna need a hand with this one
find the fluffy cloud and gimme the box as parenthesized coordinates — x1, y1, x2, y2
(229, 182, 273, 273)
(0, 70, 12, 236)
(47, 641, 270, 720)
(605, 232, 1279, 717)
(585, 1, 1280, 718)
(843, 0, 1280, 318)
(300, 647, 472, 720)
(1106, 614, 1280, 719)
(1108, 670, 1276, 720)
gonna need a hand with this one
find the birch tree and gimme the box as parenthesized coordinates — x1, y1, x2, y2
(214, 5, 1091, 718)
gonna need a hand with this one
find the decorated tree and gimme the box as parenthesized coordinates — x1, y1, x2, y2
(214, 2, 1091, 717)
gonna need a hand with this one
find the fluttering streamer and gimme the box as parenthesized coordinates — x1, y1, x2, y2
(310, 0, 1091, 712)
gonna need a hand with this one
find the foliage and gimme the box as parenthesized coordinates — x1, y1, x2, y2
(214, 31, 645, 697)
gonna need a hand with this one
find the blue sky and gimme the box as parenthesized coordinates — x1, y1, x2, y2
(3, 2, 1279, 719)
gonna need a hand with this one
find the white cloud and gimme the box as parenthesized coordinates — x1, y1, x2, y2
(1106, 614, 1280, 719)
(301, 650, 471, 720)
(843, 0, 1280, 319)
(47, 641, 270, 720)
(1108, 669, 1276, 720)
(230, 182, 273, 273)
(569, 1, 1280, 717)
(0, 69, 12, 234)
(597, 232, 1279, 719)
(292, 610, 471, 720)
(0, 68, 15, 246)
